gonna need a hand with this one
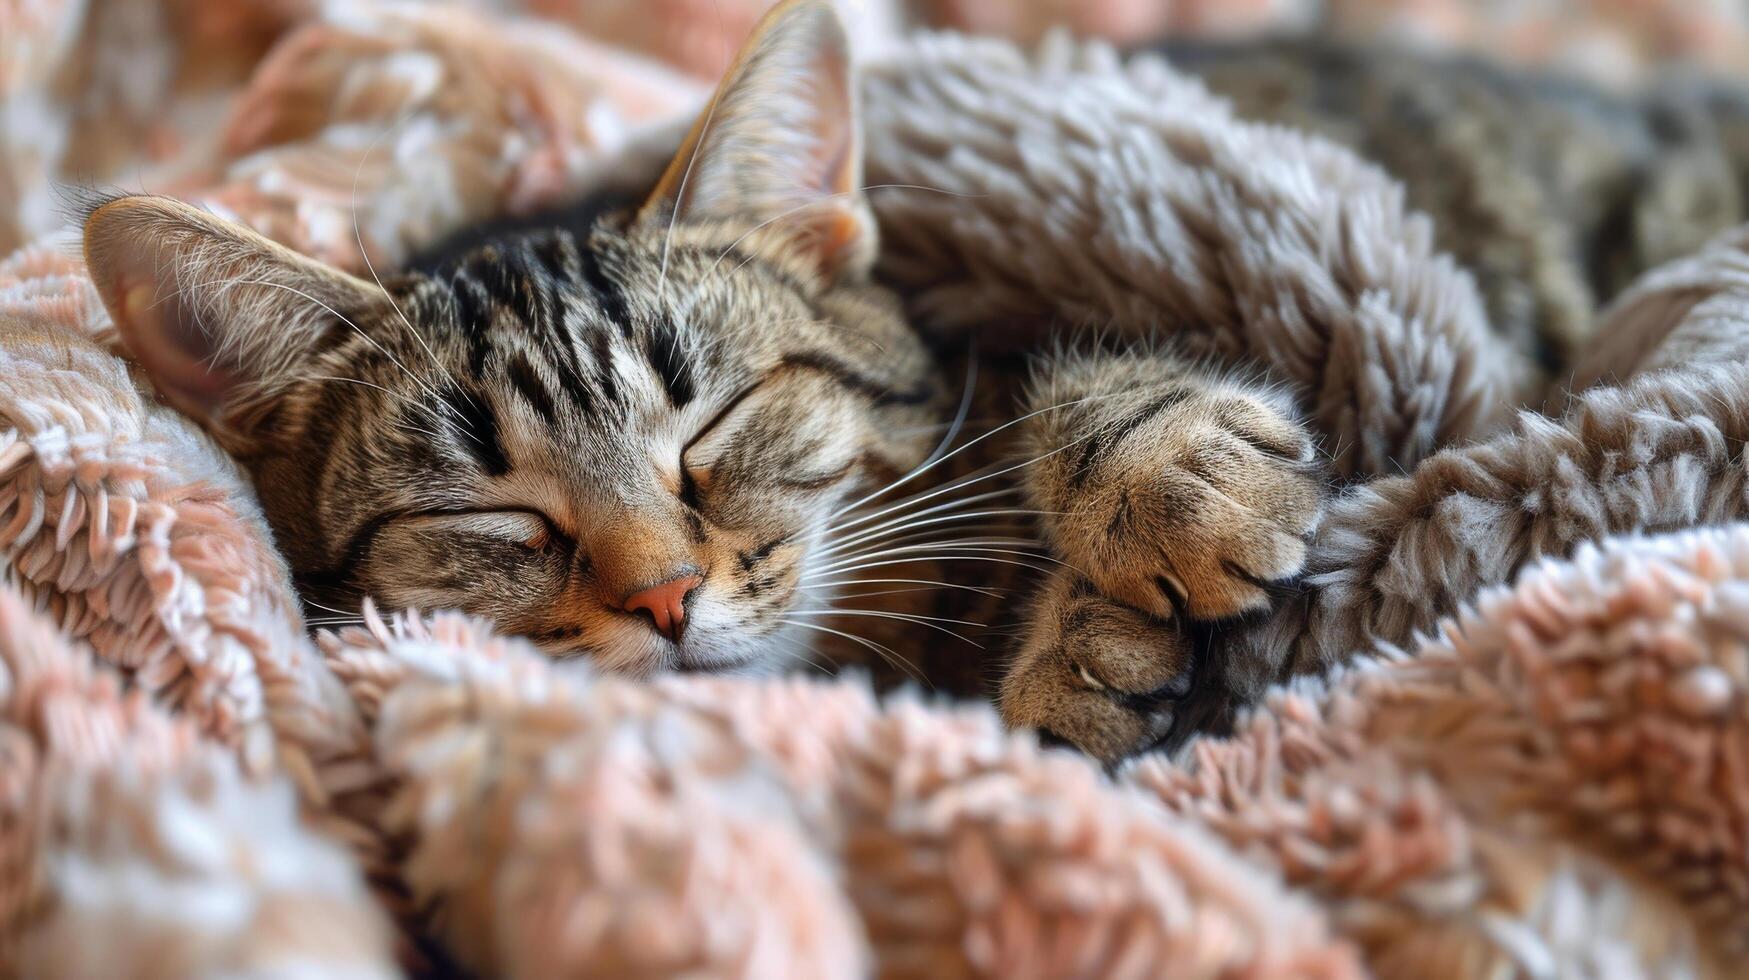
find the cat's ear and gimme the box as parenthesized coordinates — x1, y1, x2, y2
(82, 194, 385, 449)
(640, 0, 872, 279)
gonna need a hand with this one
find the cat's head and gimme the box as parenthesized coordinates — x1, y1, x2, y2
(82, 0, 946, 674)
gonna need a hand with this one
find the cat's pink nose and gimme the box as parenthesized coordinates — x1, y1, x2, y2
(620, 573, 704, 642)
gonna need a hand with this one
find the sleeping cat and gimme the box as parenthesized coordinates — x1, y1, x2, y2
(78, 0, 1749, 764)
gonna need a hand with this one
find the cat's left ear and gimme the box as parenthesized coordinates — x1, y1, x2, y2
(82, 194, 387, 453)
(640, 0, 873, 280)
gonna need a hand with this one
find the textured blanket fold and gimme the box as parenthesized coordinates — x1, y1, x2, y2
(2, 6, 1747, 979)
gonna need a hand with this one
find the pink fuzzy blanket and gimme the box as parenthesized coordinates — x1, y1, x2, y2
(3, 3, 1747, 977)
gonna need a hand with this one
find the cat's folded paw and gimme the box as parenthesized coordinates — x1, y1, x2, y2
(1026, 378, 1324, 622)
(998, 570, 1194, 763)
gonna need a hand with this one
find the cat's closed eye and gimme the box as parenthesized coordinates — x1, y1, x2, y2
(675, 379, 763, 506)
(680, 373, 864, 521)
(421, 511, 559, 552)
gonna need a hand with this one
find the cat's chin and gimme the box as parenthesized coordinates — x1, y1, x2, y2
(542, 625, 777, 676)
(670, 621, 813, 676)
(672, 645, 763, 673)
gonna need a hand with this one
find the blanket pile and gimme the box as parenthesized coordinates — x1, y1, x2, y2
(931, 0, 1749, 85)
(2, 2, 1747, 977)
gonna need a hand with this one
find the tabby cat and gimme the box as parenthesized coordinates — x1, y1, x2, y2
(79, 1, 1749, 764)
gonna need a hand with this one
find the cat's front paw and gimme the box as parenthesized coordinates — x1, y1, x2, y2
(1025, 376, 1324, 622)
(999, 571, 1194, 764)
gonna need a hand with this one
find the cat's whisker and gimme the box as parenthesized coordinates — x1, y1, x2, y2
(829, 535, 1035, 560)
(309, 374, 449, 436)
(188, 275, 480, 441)
(303, 604, 368, 625)
(816, 535, 1043, 570)
(347, 107, 466, 404)
(302, 598, 359, 616)
(797, 577, 1006, 598)
(832, 483, 1018, 537)
(921, 347, 978, 468)
(828, 390, 1133, 530)
(802, 554, 1055, 582)
(820, 500, 1022, 560)
(828, 392, 1166, 551)
(780, 618, 924, 685)
(825, 476, 1020, 553)
(884, 416, 1009, 438)
(803, 584, 1004, 601)
(789, 607, 985, 628)
(789, 608, 983, 648)
(809, 542, 1052, 578)
(819, 528, 1038, 568)
(767, 634, 832, 676)
(395, 423, 446, 442)
(829, 476, 1014, 530)
(830, 358, 999, 522)
(818, 505, 1044, 559)
(656, 65, 729, 311)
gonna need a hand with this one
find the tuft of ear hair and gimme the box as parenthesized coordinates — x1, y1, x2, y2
(641, 0, 873, 281)
(82, 194, 386, 451)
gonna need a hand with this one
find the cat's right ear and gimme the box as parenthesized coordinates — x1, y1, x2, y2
(83, 194, 386, 451)
(639, 0, 873, 281)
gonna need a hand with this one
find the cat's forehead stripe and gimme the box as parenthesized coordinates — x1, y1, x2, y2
(576, 238, 629, 325)
(586, 326, 623, 408)
(438, 384, 511, 477)
(441, 242, 641, 430)
(505, 351, 561, 426)
(647, 322, 697, 408)
(450, 275, 493, 375)
(526, 232, 581, 281)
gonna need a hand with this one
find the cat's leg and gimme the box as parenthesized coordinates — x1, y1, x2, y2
(999, 348, 1326, 761)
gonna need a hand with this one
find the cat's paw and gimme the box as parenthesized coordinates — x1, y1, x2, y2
(999, 571, 1194, 763)
(1024, 372, 1323, 622)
